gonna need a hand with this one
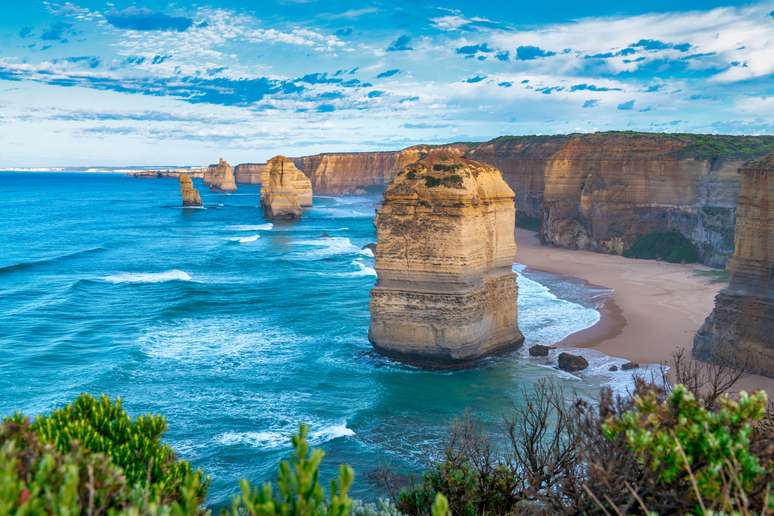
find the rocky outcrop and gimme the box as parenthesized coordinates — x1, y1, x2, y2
(203, 158, 237, 192)
(694, 154, 774, 377)
(234, 163, 268, 184)
(557, 352, 588, 372)
(178, 175, 202, 207)
(260, 156, 313, 219)
(369, 151, 524, 365)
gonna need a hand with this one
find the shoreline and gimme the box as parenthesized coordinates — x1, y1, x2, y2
(516, 229, 774, 395)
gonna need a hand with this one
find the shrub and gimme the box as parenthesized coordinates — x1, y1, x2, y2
(19, 393, 208, 506)
(623, 230, 699, 263)
(516, 213, 541, 231)
(229, 423, 354, 516)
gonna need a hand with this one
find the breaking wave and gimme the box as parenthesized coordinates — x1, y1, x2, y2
(216, 423, 354, 450)
(103, 269, 192, 284)
(228, 223, 273, 231)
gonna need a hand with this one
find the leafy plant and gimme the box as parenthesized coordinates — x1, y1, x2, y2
(229, 423, 354, 516)
(17, 393, 208, 506)
(603, 384, 769, 510)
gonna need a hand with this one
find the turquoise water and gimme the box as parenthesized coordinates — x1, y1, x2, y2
(0, 172, 621, 506)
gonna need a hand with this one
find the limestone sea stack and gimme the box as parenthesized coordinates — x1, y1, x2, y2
(178, 175, 202, 207)
(369, 151, 524, 365)
(235, 163, 268, 184)
(204, 158, 237, 192)
(693, 154, 774, 377)
(260, 155, 313, 220)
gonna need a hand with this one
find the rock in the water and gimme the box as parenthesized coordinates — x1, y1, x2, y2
(621, 362, 639, 370)
(529, 344, 551, 357)
(694, 154, 774, 377)
(178, 175, 202, 207)
(320, 232, 331, 238)
(204, 158, 237, 192)
(260, 156, 313, 220)
(362, 243, 377, 254)
(369, 151, 524, 365)
(557, 352, 589, 372)
(609, 365, 619, 372)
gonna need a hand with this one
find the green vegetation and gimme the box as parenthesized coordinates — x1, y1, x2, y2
(515, 213, 541, 231)
(424, 174, 463, 189)
(623, 230, 700, 263)
(2, 353, 772, 515)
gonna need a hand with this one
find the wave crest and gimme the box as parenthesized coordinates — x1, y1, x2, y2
(103, 269, 192, 284)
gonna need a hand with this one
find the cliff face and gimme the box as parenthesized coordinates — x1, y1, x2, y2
(178, 175, 202, 207)
(260, 156, 313, 219)
(369, 151, 524, 365)
(292, 144, 470, 195)
(203, 158, 237, 192)
(234, 163, 267, 184)
(693, 155, 774, 377)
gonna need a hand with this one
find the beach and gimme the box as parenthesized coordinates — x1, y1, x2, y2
(516, 229, 774, 395)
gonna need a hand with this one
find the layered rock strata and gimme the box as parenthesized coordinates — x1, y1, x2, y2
(235, 163, 268, 184)
(178, 175, 202, 207)
(369, 151, 524, 365)
(260, 156, 313, 219)
(203, 158, 237, 192)
(694, 154, 774, 377)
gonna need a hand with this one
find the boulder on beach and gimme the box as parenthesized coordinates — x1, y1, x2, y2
(529, 344, 552, 357)
(557, 352, 589, 372)
(621, 362, 639, 370)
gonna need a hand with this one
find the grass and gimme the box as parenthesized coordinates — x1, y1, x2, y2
(623, 231, 700, 263)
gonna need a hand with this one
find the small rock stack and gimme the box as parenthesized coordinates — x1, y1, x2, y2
(178, 175, 202, 207)
(204, 158, 237, 192)
(260, 155, 313, 220)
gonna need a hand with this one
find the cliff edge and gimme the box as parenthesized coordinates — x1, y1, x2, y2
(693, 154, 774, 377)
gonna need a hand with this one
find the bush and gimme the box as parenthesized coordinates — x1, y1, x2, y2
(516, 213, 541, 231)
(19, 393, 208, 506)
(623, 230, 699, 263)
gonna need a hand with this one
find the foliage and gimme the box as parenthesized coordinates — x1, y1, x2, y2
(228, 423, 354, 516)
(0, 417, 206, 515)
(623, 230, 699, 263)
(19, 393, 208, 506)
(604, 384, 769, 511)
(516, 213, 541, 231)
(423, 175, 463, 189)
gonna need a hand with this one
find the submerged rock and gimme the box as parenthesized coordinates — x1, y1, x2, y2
(557, 352, 588, 372)
(261, 156, 313, 220)
(204, 158, 237, 192)
(178, 175, 202, 207)
(621, 362, 639, 371)
(609, 365, 619, 372)
(369, 151, 524, 365)
(694, 154, 774, 377)
(529, 344, 552, 357)
(362, 243, 377, 254)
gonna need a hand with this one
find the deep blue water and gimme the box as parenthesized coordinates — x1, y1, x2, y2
(0, 172, 626, 506)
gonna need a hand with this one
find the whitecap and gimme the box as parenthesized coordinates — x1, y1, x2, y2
(228, 223, 273, 231)
(359, 247, 374, 258)
(216, 423, 354, 450)
(291, 237, 362, 259)
(103, 269, 191, 284)
(337, 259, 376, 278)
(226, 234, 261, 243)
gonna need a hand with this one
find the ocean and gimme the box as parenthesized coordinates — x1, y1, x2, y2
(0, 172, 645, 506)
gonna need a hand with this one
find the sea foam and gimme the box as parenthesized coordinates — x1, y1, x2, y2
(291, 237, 362, 259)
(228, 223, 274, 231)
(225, 234, 261, 243)
(216, 423, 354, 450)
(103, 269, 192, 284)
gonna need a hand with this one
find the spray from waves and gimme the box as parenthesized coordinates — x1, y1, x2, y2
(0, 247, 105, 276)
(103, 269, 192, 284)
(360, 247, 374, 258)
(225, 234, 261, 243)
(216, 423, 354, 450)
(228, 223, 273, 231)
(335, 259, 376, 278)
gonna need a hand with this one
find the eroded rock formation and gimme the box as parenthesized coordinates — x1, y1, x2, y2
(260, 156, 313, 220)
(178, 175, 202, 207)
(693, 154, 774, 377)
(235, 163, 268, 184)
(204, 158, 237, 192)
(369, 151, 524, 365)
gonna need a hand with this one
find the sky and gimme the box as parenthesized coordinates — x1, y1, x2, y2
(0, 0, 772, 166)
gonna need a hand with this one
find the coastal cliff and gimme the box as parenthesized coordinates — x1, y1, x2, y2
(204, 158, 237, 192)
(369, 151, 523, 365)
(694, 154, 774, 377)
(261, 156, 313, 219)
(178, 175, 202, 207)
(234, 163, 267, 184)
(288, 133, 774, 267)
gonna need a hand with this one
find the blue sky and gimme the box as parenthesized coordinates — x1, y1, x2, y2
(0, 0, 772, 166)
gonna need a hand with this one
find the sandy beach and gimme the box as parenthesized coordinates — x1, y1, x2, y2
(516, 229, 774, 396)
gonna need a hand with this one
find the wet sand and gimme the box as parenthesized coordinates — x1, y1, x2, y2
(516, 229, 774, 396)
